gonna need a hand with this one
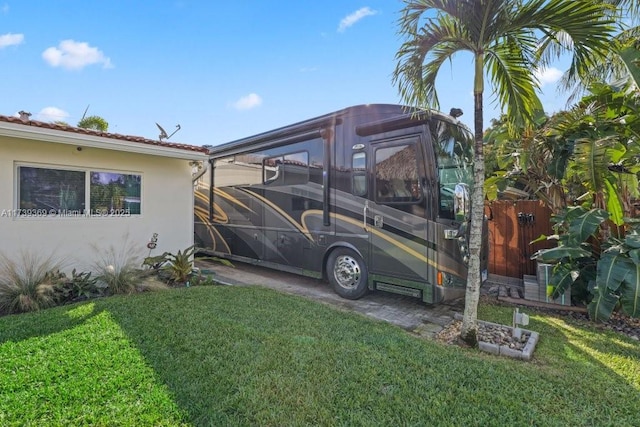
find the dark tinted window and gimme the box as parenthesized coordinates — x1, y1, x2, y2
(374, 144, 420, 204)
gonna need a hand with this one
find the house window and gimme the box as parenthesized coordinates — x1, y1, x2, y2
(18, 166, 86, 212)
(90, 172, 141, 215)
(16, 165, 141, 218)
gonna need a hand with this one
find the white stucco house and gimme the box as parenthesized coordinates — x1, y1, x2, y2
(0, 114, 209, 271)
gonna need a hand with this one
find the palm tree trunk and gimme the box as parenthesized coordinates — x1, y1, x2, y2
(460, 90, 485, 346)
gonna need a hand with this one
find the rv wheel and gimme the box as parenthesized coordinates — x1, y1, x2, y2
(326, 248, 369, 300)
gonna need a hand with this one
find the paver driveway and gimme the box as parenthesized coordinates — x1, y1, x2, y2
(197, 259, 464, 339)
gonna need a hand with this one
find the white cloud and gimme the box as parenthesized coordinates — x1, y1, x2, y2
(42, 40, 113, 70)
(338, 7, 377, 33)
(0, 33, 24, 48)
(2, 3, 9, 14)
(535, 67, 563, 87)
(232, 93, 263, 110)
(36, 107, 70, 122)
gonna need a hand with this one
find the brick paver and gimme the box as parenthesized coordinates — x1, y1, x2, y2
(196, 260, 464, 339)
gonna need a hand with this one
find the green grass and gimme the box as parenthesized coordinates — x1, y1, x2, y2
(1, 286, 638, 426)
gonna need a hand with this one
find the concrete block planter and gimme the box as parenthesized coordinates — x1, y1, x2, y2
(455, 314, 539, 361)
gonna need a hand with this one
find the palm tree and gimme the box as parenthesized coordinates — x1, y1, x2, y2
(393, 0, 615, 344)
(560, 0, 640, 102)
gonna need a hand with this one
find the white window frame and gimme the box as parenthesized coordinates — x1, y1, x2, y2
(12, 162, 143, 219)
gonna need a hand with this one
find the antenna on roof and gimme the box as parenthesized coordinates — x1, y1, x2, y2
(155, 123, 181, 141)
(81, 105, 90, 120)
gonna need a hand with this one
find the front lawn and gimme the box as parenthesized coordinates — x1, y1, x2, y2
(1, 286, 638, 426)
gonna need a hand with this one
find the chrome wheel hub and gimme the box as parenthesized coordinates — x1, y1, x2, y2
(334, 255, 361, 289)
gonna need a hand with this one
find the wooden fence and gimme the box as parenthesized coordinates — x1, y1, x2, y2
(486, 200, 554, 279)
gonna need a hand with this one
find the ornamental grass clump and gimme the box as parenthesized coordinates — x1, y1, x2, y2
(0, 251, 64, 315)
(91, 236, 145, 295)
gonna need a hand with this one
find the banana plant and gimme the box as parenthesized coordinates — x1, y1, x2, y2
(532, 206, 605, 303)
(533, 206, 640, 321)
(546, 84, 640, 226)
(620, 44, 640, 89)
(590, 223, 640, 320)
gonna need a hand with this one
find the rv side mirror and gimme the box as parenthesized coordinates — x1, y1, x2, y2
(454, 183, 470, 221)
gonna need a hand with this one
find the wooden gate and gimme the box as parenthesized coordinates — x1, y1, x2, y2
(486, 200, 553, 278)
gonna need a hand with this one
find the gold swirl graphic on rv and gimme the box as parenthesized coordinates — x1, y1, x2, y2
(211, 202, 228, 223)
(195, 206, 231, 254)
(300, 209, 459, 277)
(213, 188, 254, 213)
(240, 189, 314, 242)
(207, 191, 457, 277)
(194, 209, 216, 246)
(195, 191, 228, 223)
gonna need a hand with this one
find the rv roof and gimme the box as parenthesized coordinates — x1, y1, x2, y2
(207, 104, 460, 157)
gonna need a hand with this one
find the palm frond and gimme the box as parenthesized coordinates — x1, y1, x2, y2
(485, 38, 542, 127)
(394, 13, 473, 109)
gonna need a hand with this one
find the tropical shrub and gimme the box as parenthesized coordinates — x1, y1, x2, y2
(590, 218, 640, 321)
(0, 251, 64, 314)
(143, 247, 231, 286)
(188, 273, 217, 287)
(163, 246, 197, 284)
(52, 269, 106, 304)
(77, 115, 108, 132)
(533, 206, 640, 321)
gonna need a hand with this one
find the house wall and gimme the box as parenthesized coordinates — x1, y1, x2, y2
(0, 136, 196, 272)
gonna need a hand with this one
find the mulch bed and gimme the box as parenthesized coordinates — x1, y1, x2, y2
(435, 296, 640, 346)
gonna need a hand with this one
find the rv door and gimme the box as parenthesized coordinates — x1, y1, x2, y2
(367, 137, 429, 284)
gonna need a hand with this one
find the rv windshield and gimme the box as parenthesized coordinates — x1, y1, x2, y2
(432, 120, 474, 220)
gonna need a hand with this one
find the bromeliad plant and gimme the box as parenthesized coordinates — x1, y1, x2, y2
(164, 246, 197, 285)
(143, 246, 195, 285)
(532, 206, 640, 321)
(143, 246, 232, 286)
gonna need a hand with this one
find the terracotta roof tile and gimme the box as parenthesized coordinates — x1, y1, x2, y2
(0, 115, 210, 154)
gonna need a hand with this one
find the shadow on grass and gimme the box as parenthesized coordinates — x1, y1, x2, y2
(3, 287, 639, 426)
(0, 301, 101, 344)
(100, 286, 640, 426)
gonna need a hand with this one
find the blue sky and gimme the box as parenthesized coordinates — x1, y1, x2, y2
(0, 1, 568, 147)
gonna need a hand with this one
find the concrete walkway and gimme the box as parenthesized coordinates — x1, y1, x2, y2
(196, 259, 465, 339)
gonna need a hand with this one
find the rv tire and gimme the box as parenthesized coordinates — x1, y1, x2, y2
(326, 248, 368, 300)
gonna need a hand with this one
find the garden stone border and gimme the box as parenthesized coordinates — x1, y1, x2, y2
(454, 313, 539, 361)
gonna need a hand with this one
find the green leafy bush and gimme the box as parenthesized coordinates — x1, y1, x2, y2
(188, 271, 217, 287)
(533, 206, 640, 321)
(53, 269, 106, 304)
(163, 246, 196, 285)
(143, 247, 230, 287)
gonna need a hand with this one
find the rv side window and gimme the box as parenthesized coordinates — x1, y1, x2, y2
(264, 156, 282, 184)
(374, 144, 420, 204)
(284, 152, 309, 185)
(352, 152, 366, 196)
(214, 156, 263, 187)
(263, 151, 309, 185)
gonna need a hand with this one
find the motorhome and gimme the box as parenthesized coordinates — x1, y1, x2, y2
(195, 104, 487, 303)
